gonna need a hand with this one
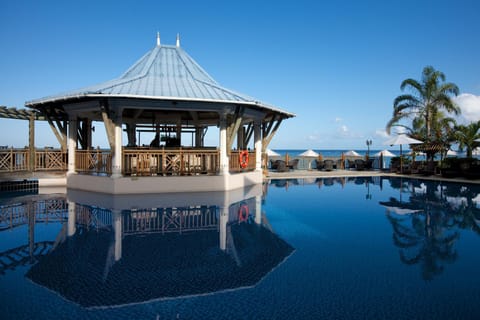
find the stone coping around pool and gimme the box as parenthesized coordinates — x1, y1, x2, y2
(266, 169, 480, 185)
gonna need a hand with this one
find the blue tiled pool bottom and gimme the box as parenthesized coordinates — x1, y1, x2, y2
(1, 176, 480, 319)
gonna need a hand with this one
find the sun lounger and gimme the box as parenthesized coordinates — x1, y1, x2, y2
(324, 159, 334, 171)
(354, 159, 365, 170)
(287, 159, 299, 170)
(347, 159, 356, 169)
(418, 161, 437, 176)
(276, 160, 289, 172)
(315, 160, 324, 170)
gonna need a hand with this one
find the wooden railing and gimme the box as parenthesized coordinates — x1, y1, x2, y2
(35, 149, 67, 171)
(0, 148, 68, 172)
(123, 205, 218, 234)
(76, 149, 112, 175)
(229, 150, 256, 173)
(0, 198, 68, 230)
(0, 148, 257, 175)
(0, 148, 29, 172)
(123, 148, 220, 176)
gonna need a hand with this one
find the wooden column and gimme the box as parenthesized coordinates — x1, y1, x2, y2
(237, 126, 245, 150)
(195, 127, 204, 147)
(126, 122, 137, 147)
(29, 113, 35, 171)
(86, 119, 92, 149)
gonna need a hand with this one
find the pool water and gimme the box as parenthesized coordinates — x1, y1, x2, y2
(1, 176, 480, 319)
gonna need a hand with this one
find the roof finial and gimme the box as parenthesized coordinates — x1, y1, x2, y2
(176, 33, 180, 47)
(156, 32, 161, 46)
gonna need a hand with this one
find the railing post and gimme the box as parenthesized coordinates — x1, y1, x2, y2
(96, 147, 101, 173)
(10, 147, 13, 172)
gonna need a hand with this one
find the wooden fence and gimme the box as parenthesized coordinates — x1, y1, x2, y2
(122, 148, 220, 176)
(1, 148, 257, 175)
(75, 149, 112, 175)
(229, 150, 256, 172)
(0, 148, 67, 172)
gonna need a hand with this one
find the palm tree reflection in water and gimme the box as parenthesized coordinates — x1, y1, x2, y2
(383, 179, 480, 280)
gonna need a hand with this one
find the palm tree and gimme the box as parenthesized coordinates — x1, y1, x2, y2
(455, 121, 480, 157)
(386, 66, 460, 141)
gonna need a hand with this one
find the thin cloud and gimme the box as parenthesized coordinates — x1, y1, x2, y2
(375, 129, 390, 139)
(338, 124, 349, 136)
(455, 93, 480, 124)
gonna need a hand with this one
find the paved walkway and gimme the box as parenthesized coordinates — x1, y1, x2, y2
(266, 169, 480, 185)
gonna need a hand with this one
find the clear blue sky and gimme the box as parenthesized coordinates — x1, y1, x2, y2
(1, 0, 480, 150)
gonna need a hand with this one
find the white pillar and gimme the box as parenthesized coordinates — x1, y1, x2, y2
(219, 206, 228, 251)
(219, 113, 229, 175)
(67, 200, 76, 236)
(112, 112, 123, 178)
(67, 116, 77, 175)
(254, 120, 262, 171)
(113, 210, 122, 261)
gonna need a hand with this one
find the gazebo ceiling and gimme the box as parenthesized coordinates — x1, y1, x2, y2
(26, 35, 294, 120)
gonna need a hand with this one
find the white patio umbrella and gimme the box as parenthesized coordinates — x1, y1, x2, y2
(373, 149, 396, 157)
(298, 149, 319, 169)
(381, 204, 422, 215)
(380, 195, 422, 215)
(373, 149, 396, 170)
(446, 149, 458, 156)
(383, 134, 423, 173)
(266, 149, 280, 157)
(298, 149, 319, 157)
(344, 150, 361, 157)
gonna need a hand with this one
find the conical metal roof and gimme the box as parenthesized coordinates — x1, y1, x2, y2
(26, 40, 294, 117)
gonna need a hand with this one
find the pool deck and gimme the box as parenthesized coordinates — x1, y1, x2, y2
(0, 171, 67, 187)
(267, 169, 480, 185)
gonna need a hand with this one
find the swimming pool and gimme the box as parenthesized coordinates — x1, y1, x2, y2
(1, 176, 480, 319)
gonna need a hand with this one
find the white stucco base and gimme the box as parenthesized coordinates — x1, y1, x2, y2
(67, 171, 263, 194)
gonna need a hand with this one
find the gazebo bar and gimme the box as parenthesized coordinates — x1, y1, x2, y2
(25, 34, 294, 194)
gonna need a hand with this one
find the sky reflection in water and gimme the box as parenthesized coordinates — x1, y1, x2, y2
(1, 177, 480, 319)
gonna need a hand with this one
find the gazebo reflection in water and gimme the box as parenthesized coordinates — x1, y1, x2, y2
(21, 185, 293, 308)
